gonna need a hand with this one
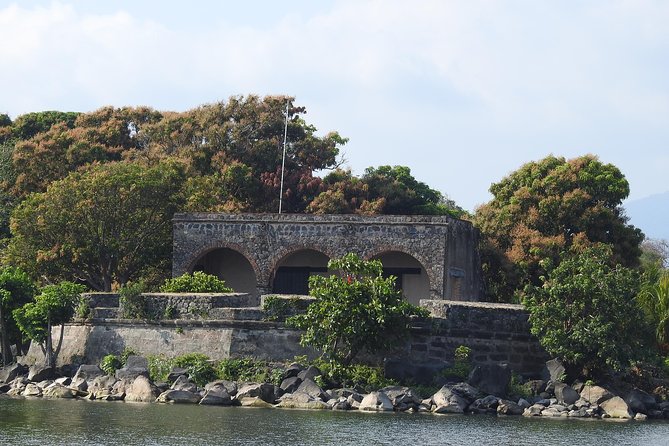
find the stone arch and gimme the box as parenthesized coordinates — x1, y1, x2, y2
(187, 242, 261, 295)
(269, 246, 332, 295)
(367, 247, 432, 305)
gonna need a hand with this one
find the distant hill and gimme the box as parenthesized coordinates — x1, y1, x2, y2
(624, 191, 669, 241)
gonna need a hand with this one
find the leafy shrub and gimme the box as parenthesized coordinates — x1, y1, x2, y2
(507, 373, 532, 398)
(74, 295, 91, 319)
(287, 253, 429, 366)
(173, 353, 217, 386)
(100, 354, 122, 376)
(160, 271, 232, 293)
(148, 354, 174, 383)
(314, 359, 396, 392)
(442, 345, 472, 381)
(119, 281, 147, 319)
(216, 357, 283, 385)
(163, 304, 178, 319)
(262, 295, 307, 321)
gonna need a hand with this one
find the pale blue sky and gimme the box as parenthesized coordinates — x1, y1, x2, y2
(1, 0, 668, 213)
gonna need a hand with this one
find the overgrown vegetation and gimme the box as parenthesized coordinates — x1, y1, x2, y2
(160, 271, 232, 293)
(119, 281, 147, 319)
(287, 253, 429, 366)
(442, 345, 473, 381)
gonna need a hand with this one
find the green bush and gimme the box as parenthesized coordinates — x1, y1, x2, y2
(287, 253, 429, 366)
(314, 359, 396, 392)
(216, 357, 283, 385)
(100, 354, 122, 375)
(148, 354, 174, 383)
(119, 281, 147, 319)
(160, 271, 232, 293)
(74, 295, 91, 319)
(442, 345, 472, 381)
(262, 295, 304, 321)
(173, 353, 217, 386)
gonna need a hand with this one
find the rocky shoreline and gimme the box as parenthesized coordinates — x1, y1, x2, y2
(1, 358, 666, 420)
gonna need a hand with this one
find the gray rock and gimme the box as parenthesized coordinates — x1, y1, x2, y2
(541, 359, 566, 382)
(238, 396, 274, 408)
(125, 375, 160, 402)
(601, 396, 633, 419)
(497, 399, 524, 415)
(0, 383, 10, 393)
(468, 395, 499, 414)
(296, 378, 327, 401)
(580, 385, 614, 405)
(625, 388, 657, 414)
(635, 412, 648, 421)
(331, 397, 351, 410)
(0, 363, 27, 383)
(282, 363, 304, 380)
(518, 398, 531, 409)
(359, 391, 394, 411)
(171, 375, 198, 393)
(199, 388, 233, 406)
(277, 391, 330, 410)
(280, 376, 302, 393)
(54, 377, 71, 386)
(43, 384, 77, 399)
(28, 366, 55, 382)
(73, 365, 104, 382)
(205, 380, 237, 396)
(297, 365, 321, 382)
(23, 383, 42, 397)
(523, 404, 545, 416)
(236, 382, 277, 404)
(380, 386, 422, 408)
(156, 389, 201, 404)
(448, 382, 482, 403)
(69, 377, 88, 392)
(167, 367, 188, 383)
(541, 405, 567, 417)
(525, 380, 546, 396)
(467, 364, 511, 397)
(432, 385, 469, 414)
(554, 382, 580, 405)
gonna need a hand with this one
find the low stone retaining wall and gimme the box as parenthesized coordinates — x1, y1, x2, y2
(23, 300, 546, 377)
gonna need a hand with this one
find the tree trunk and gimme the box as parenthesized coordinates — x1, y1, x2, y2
(44, 319, 54, 368)
(0, 305, 11, 365)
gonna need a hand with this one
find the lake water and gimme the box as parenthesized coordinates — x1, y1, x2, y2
(1, 397, 668, 445)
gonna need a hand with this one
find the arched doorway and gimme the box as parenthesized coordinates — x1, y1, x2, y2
(192, 248, 257, 294)
(272, 249, 329, 295)
(371, 251, 430, 305)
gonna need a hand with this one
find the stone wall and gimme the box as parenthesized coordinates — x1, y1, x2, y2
(172, 213, 484, 301)
(24, 300, 545, 377)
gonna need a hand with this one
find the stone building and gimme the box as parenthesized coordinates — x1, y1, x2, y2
(172, 213, 483, 304)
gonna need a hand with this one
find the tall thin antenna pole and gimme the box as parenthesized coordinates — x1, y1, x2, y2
(278, 100, 289, 214)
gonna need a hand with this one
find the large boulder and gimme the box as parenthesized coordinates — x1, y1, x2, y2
(297, 365, 321, 382)
(432, 385, 469, 414)
(171, 375, 198, 393)
(23, 383, 42, 397)
(0, 363, 27, 383)
(205, 380, 237, 396)
(448, 382, 482, 404)
(468, 395, 499, 414)
(167, 367, 188, 383)
(200, 387, 233, 406)
(580, 385, 614, 405)
(125, 375, 160, 402)
(554, 382, 579, 405)
(359, 391, 394, 411)
(156, 389, 201, 404)
(282, 363, 304, 380)
(280, 376, 302, 394)
(497, 399, 524, 415)
(43, 384, 77, 399)
(601, 396, 634, 419)
(277, 391, 330, 410)
(295, 378, 327, 401)
(380, 386, 422, 410)
(467, 364, 511, 397)
(236, 382, 277, 404)
(625, 388, 657, 414)
(28, 365, 55, 382)
(73, 365, 105, 382)
(115, 356, 149, 380)
(541, 359, 566, 382)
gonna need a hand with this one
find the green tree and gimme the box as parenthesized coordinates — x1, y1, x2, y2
(475, 154, 643, 302)
(637, 263, 669, 348)
(0, 267, 36, 365)
(8, 160, 186, 291)
(13, 281, 86, 368)
(287, 253, 428, 366)
(524, 245, 646, 376)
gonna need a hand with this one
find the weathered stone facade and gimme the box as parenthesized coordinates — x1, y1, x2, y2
(26, 299, 545, 377)
(173, 213, 483, 301)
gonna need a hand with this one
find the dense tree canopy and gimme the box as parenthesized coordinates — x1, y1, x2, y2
(524, 246, 646, 376)
(0, 267, 36, 365)
(8, 161, 186, 291)
(475, 155, 643, 301)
